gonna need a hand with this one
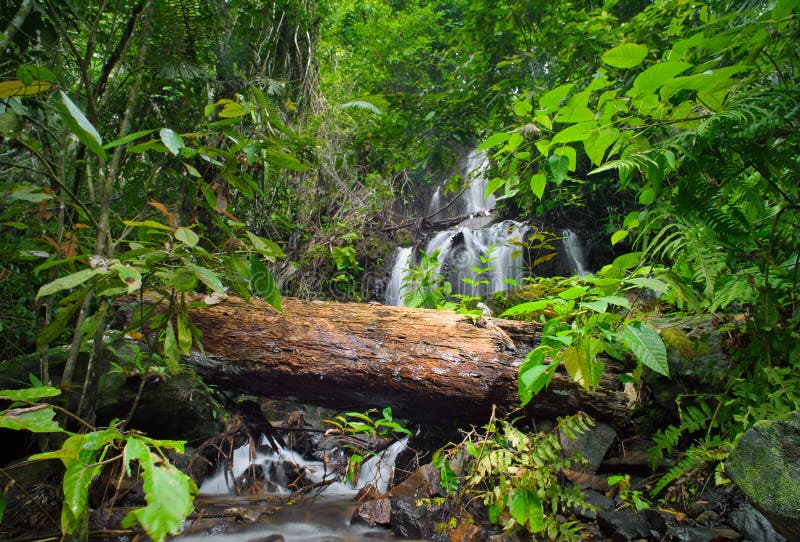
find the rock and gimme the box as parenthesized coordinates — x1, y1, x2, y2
(726, 410, 800, 541)
(558, 422, 617, 474)
(574, 489, 615, 520)
(664, 526, 741, 542)
(389, 463, 445, 499)
(597, 508, 651, 541)
(486, 532, 528, 542)
(728, 504, 786, 542)
(355, 483, 382, 501)
(352, 497, 391, 526)
(390, 495, 446, 540)
(640, 507, 670, 535)
(450, 523, 485, 542)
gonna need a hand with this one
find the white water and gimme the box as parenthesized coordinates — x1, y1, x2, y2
(384, 247, 415, 306)
(427, 186, 441, 217)
(200, 437, 407, 497)
(562, 229, 590, 277)
(424, 220, 530, 297)
(462, 149, 495, 214)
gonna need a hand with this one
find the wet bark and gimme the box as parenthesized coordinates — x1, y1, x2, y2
(187, 296, 635, 429)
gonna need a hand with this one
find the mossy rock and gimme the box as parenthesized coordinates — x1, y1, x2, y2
(727, 410, 800, 541)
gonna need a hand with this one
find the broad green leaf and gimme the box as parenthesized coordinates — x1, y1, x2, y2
(513, 99, 532, 116)
(499, 300, 549, 317)
(0, 405, 62, 432)
(509, 489, 544, 532)
(174, 227, 199, 248)
(580, 299, 608, 313)
(17, 65, 57, 85)
(112, 263, 142, 294)
(159, 128, 185, 156)
(61, 459, 100, 536)
(163, 322, 181, 373)
(123, 220, 171, 231)
(612, 252, 643, 270)
(548, 154, 570, 185)
(0, 386, 61, 401)
(477, 132, 511, 151)
(583, 126, 620, 166)
(597, 295, 631, 309)
(558, 286, 588, 300)
(246, 231, 285, 259)
(611, 229, 628, 246)
(518, 350, 555, 405)
(555, 91, 594, 123)
(602, 43, 648, 68)
(538, 83, 574, 112)
(190, 264, 225, 293)
(10, 185, 54, 203)
(123, 437, 153, 476)
(621, 322, 668, 376)
(553, 146, 577, 171)
(59, 91, 105, 158)
(36, 268, 108, 299)
(263, 149, 310, 172)
(168, 268, 198, 292)
(551, 121, 598, 144)
(639, 187, 656, 205)
(218, 100, 246, 118)
(250, 256, 282, 311)
(0, 80, 51, 98)
(530, 173, 546, 200)
(176, 314, 193, 354)
(103, 129, 159, 150)
(632, 61, 693, 94)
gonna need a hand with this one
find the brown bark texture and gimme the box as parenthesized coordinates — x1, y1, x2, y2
(188, 296, 634, 429)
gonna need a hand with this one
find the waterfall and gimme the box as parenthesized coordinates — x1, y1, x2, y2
(424, 220, 531, 297)
(427, 186, 441, 216)
(562, 229, 589, 277)
(384, 247, 414, 306)
(462, 149, 496, 214)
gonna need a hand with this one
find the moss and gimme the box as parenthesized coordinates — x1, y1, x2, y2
(661, 327, 696, 360)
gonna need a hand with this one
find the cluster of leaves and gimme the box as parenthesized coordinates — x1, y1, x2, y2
(324, 407, 411, 484)
(0, 386, 195, 541)
(434, 412, 594, 540)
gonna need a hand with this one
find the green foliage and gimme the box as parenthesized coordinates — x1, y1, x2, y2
(1, 387, 196, 541)
(401, 249, 457, 310)
(436, 412, 594, 540)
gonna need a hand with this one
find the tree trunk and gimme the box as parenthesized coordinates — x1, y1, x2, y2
(187, 296, 635, 429)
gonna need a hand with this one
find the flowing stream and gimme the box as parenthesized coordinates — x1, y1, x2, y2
(178, 437, 419, 541)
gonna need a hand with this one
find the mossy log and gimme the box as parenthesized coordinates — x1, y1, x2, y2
(187, 296, 635, 429)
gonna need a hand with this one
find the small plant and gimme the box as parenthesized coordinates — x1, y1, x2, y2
(608, 474, 650, 512)
(0, 386, 196, 541)
(324, 407, 412, 484)
(435, 411, 595, 540)
(401, 249, 457, 309)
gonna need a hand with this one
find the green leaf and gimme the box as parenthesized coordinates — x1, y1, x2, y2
(0, 405, 62, 433)
(612, 252, 643, 270)
(558, 286, 588, 300)
(59, 91, 105, 158)
(174, 227, 199, 248)
(555, 91, 594, 123)
(250, 256, 282, 311)
(0, 386, 61, 401)
(597, 295, 631, 309)
(584, 126, 620, 166)
(538, 83, 574, 112)
(580, 300, 608, 313)
(0, 80, 52, 98)
(122, 463, 196, 542)
(509, 489, 544, 532)
(621, 322, 668, 376)
(36, 268, 108, 299)
(477, 132, 511, 151)
(602, 43, 648, 68)
(190, 264, 225, 293)
(530, 173, 546, 200)
(263, 149, 310, 172)
(123, 219, 171, 231)
(176, 314, 193, 354)
(159, 128, 185, 156)
(513, 98, 532, 116)
(610, 229, 628, 246)
(10, 185, 54, 203)
(103, 129, 159, 150)
(17, 65, 57, 85)
(499, 300, 549, 317)
(551, 121, 598, 145)
(548, 154, 570, 185)
(518, 350, 554, 405)
(0, 490, 5, 524)
(163, 322, 181, 373)
(61, 458, 100, 536)
(246, 231, 285, 259)
(632, 61, 693, 94)
(554, 146, 577, 171)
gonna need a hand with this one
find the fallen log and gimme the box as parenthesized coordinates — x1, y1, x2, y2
(187, 296, 635, 429)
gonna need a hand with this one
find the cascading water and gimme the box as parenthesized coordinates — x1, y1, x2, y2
(384, 246, 414, 306)
(384, 148, 528, 305)
(562, 229, 590, 277)
(462, 149, 495, 214)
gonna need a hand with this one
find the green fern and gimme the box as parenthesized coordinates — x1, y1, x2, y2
(648, 401, 714, 469)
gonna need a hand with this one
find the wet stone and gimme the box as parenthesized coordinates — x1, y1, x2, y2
(449, 523, 485, 542)
(597, 508, 651, 541)
(352, 497, 391, 527)
(390, 495, 447, 540)
(664, 525, 741, 542)
(728, 504, 786, 542)
(558, 422, 617, 474)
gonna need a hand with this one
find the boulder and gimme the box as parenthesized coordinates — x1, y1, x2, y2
(352, 497, 391, 527)
(726, 410, 800, 541)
